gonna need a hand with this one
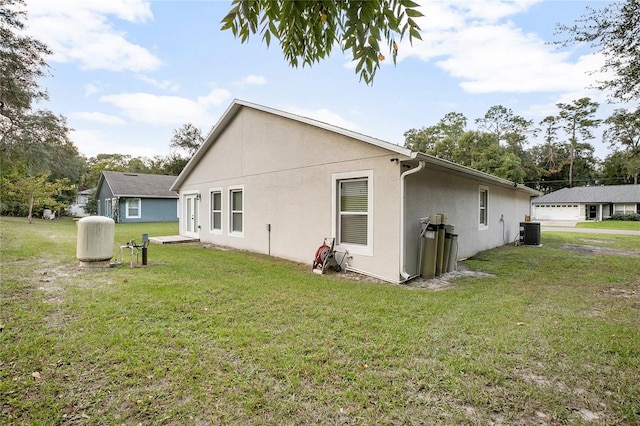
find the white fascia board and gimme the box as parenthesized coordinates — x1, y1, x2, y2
(412, 152, 541, 196)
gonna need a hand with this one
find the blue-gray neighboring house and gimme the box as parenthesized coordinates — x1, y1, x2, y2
(96, 171, 178, 223)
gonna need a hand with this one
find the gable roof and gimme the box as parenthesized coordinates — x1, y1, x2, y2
(533, 185, 640, 204)
(97, 171, 178, 199)
(171, 99, 539, 196)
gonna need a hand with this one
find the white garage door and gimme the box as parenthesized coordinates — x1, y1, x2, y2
(534, 204, 580, 220)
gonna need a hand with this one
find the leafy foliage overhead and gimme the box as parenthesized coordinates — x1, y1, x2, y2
(556, 0, 640, 102)
(220, 0, 423, 84)
(0, 0, 51, 120)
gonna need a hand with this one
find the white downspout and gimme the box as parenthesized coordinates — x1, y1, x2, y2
(400, 161, 426, 281)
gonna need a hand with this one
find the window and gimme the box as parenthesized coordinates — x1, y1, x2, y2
(614, 203, 636, 215)
(210, 190, 222, 233)
(479, 186, 488, 229)
(126, 198, 141, 219)
(229, 186, 243, 237)
(340, 179, 368, 245)
(105, 198, 112, 217)
(332, 170, 373, 256)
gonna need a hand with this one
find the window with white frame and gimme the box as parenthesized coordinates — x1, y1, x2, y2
(614, 203, 637, 215)
(229, 186, 243, 236)
(332, 171, 373, 256)
(126, 198, 141, 219)
(479, 186, 488, 228)
(210, 189, 222, 233)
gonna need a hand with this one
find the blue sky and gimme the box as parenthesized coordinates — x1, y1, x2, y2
(23, 0, 630, 160)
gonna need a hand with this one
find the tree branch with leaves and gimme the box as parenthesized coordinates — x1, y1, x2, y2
(556, 0, 640, 102)
(220, 0, 423, 84)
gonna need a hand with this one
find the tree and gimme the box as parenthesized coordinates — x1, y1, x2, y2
(0, 0, 84, 220)
(220, 0, 423, 84)
(538, 116, 561, 171)
(453, 131, 525, 183)
(404, 112, 466, 161)
(1, 109, 82, 217)
(556, 98, 601, 187)
(1, 171, 72, 222)
(0, 0, 51, 133)
(600, 150, 637, 185)
(82, 154, 138, 189)
(1, 110, 80, 178)
(603, 107, 640, 184)
(556, 0, 640, 102)
(475, 105, 535, 150)
(170, 123, 204, 157)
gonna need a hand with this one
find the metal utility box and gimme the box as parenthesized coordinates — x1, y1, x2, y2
(519, 222, 541, 246)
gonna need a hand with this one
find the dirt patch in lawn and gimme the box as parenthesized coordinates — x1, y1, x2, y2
(339, 264, 494, 290)
(562, 244, 640, 257)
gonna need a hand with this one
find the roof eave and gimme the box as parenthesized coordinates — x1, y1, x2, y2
(412, 152, 541, 196)
(111, 194, 178, 199)
(170, 99, 540, 197)
(171, 99, 414, 191)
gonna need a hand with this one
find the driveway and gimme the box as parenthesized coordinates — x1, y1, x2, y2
(539, 220, 640, 236)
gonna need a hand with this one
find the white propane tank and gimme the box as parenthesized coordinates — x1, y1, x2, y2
(76, 216, 115, 263)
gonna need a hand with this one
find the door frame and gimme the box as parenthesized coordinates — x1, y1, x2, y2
(183, 191, 200, 238)
(586, 204, 598, 221)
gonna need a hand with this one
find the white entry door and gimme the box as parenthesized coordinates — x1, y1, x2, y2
(184, 194, 199, 237)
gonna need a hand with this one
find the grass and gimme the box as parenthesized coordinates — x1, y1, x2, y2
(576, 220, 640, 231)
(1, 217, 639, 424)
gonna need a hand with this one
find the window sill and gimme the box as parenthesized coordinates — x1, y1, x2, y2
(335, 243, 373, 257)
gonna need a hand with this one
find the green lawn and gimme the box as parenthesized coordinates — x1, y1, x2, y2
(576, 220, 640, 231)
(1, 217, 639, 424)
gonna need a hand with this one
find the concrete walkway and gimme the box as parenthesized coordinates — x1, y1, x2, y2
(539, 221, 640, 236)
(149, 235, 200, 244)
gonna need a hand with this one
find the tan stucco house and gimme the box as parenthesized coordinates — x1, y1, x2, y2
(171, 100, 539, 284)
(532, 185, 640, 221)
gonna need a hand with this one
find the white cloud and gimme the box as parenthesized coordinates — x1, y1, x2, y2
(239, 75, 267, 86)
(436, 23, 587, 93)
(29, 0, 154, 23)
(25, 0, 161, 72)
(285, 107, 358, 131)
(99, 88, 232, 127)
(460, 0, 540, 23)
(136, 75, 181, 92)
(197, 88, 233, 108)
(71, 130, 166, 158)
(71, 129, 165, 158)
(71, 112, 127, 125)
(84, 83, 100, 97)
(393, 0, 605, 96)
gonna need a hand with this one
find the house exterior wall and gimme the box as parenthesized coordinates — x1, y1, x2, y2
(176, 105, 537, 283)
(404, 167, 533, 274)
(97, 185, 177, 223)
(532, 203, 582, 221)
(96, 182, 115, 219)
(177, 107, 404, 282)
(117, 197, 178, 223)
(532, 202, 639, 221)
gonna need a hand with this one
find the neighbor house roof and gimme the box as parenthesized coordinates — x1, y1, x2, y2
(97, 171, 178, 199)
(533, 185, 640, 204)
(171, 99, 540, 196)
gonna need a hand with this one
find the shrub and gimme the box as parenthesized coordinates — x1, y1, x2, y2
(606, 213, 640, 221)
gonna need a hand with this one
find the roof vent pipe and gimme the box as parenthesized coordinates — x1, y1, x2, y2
(400, 160, 425, 281)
